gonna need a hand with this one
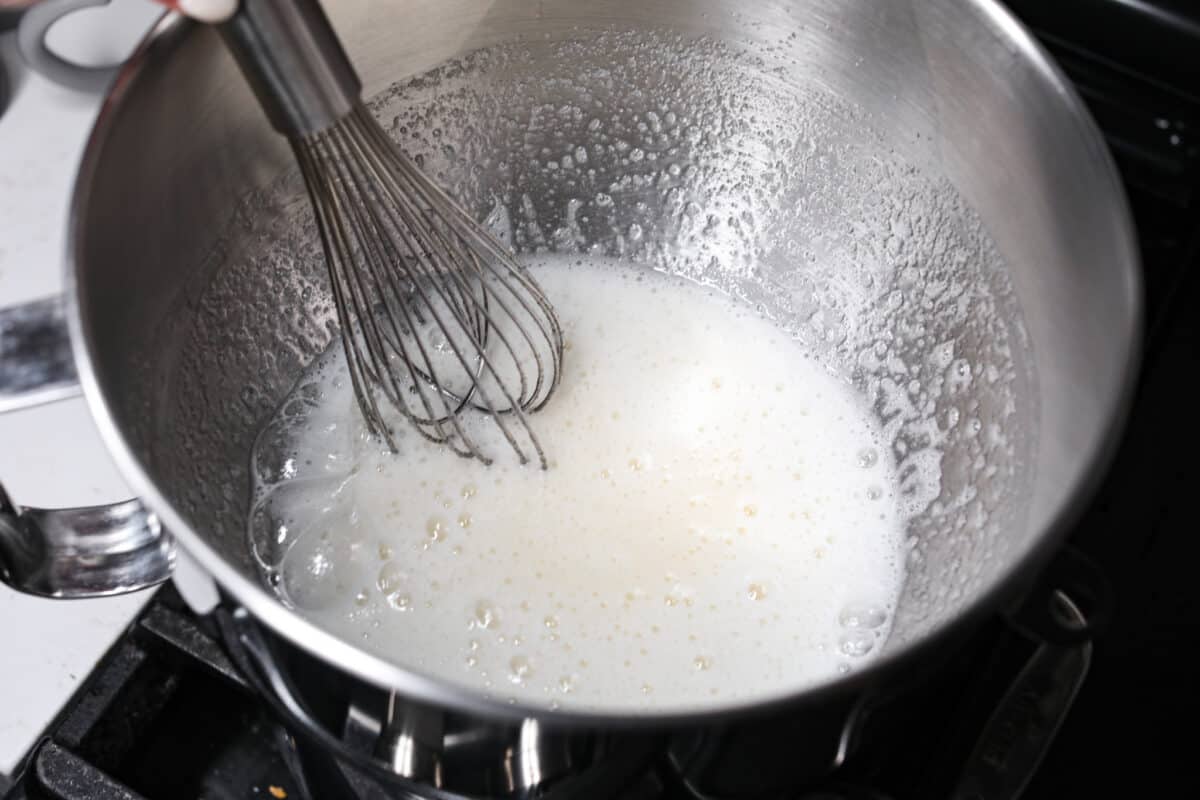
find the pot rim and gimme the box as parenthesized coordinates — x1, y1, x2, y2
(64, 1, 1143, 728)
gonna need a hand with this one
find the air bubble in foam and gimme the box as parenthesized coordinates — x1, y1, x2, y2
(839, 604, 888, 630)
(839, 630, 875, 657)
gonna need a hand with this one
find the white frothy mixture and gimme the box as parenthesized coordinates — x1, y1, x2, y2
(250, 256, 906, 712)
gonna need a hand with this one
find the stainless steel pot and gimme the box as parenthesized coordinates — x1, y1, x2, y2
(1, 0, 1139, 780)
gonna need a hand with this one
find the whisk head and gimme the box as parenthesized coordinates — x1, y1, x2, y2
(292, 103, 564, 468)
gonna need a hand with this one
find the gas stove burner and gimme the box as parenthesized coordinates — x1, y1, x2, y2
(321, 709, 664, 800)
(795, 788, 896, 800)
(319, 734, 667, 800)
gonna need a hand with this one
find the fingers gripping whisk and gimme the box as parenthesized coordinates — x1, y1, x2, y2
(293, 103, 564, 468)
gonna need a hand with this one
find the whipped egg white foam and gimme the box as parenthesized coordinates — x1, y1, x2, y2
(249, 255, 908, 712)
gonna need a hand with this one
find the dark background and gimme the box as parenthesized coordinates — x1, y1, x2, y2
(1004, 0, 1200, 794)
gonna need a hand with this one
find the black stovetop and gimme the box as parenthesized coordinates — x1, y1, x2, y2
(4, 1, 1199, 797)
(1001, 1, 1200, 795)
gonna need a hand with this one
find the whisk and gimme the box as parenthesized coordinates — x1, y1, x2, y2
(171, 0, 563, 467)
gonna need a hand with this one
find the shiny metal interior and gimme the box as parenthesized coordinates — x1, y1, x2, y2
(68, 0, 1139, 720)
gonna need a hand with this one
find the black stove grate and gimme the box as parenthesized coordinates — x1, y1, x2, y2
(3, 595, 302, 800)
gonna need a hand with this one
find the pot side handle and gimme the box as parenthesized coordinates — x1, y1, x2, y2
(0, 296, 174, 598)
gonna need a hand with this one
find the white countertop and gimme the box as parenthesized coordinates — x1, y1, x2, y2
(0, 0, 161, 779)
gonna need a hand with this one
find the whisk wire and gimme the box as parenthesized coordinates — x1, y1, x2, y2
(327, 118, 532, 456)
(316, 124, 482, 459)
(349, 112, 550, 410)
(295, 142, 400, 451)
(305, 129, 462, 454)
(366, 113, 564, 412)
(336, 110, 548, 425)
(292, 101, 563, 467)
(347, 149, 549, 466)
